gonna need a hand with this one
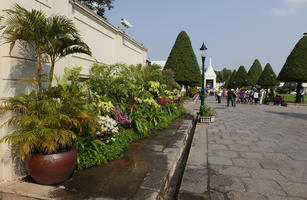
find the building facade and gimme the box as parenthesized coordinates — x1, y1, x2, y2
(0, 0, 147, 182)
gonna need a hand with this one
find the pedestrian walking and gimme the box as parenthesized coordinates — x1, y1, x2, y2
(233, 89, 237, 107)
(222, 89, 226, 99)
(227, 89, 234, 107)
(239, 89, 244, 104)
(300, 88, 305, 103)
(254, 90, 259, 104)
(259, 89, 265, 104)
(217, 89, 222, 103)
(250, 90, 254, 104)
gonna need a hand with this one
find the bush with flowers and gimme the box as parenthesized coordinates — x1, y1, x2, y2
(65, 63, 186, 170)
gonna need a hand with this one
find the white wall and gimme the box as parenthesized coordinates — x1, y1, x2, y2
(0, 0, 147, 182)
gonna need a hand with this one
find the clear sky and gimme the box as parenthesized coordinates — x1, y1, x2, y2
(105, 0, 307, 74)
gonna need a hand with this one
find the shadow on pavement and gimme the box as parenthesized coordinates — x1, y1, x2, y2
(265, 110, 307, 120)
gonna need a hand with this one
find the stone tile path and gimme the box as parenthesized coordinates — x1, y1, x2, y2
(206, 96, 307, 200)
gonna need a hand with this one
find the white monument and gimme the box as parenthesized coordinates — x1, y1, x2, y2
(204, 57, 216, 89)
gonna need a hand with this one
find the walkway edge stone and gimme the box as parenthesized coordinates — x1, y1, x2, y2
(133, 109, 198, 200)
(178, 122, 209, 200)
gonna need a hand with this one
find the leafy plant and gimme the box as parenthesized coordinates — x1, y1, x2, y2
(200, 105, 216, 117)
(0, 92, 77, 161)
(0, 67, 99, 161)
(187, 88, 200, 97)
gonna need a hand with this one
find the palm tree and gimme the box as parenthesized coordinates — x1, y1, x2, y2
(0, 4, 47, 92)
(44, 15, 92, 88)
(0, 4, 92, 91)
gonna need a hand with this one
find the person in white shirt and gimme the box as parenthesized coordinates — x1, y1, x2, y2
(259, 89, 265, 104)
(254, 90, 259, 104)
(217, 89, 222, 103)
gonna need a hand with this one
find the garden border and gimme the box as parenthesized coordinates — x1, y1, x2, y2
(132, 108, 198, 199)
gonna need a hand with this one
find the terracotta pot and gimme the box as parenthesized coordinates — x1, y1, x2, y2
(26, 148, 77, 185)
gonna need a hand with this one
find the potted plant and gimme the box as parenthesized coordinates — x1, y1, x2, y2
(0, 87, 99, 185)
(199, 105, 216, 123)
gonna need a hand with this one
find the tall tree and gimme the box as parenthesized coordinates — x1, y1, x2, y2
(215, 68, 232, 84)
(234, 65, 247, 88)
(278, 34, 307, 102)
(44, 15, 92, 88)
(215, 70, 223, 83)
(164, 31, 201, 87)
(247, 59, 263, 87)
(221, 68, 232, 83)
(226, 70, 236, 89)
(0, 4, 48, 92)
(79, 0, 114, 19)
(257, 63, 278, 89)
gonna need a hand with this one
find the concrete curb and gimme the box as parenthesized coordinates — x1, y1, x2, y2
(0, 182, 57, 200)
(287, 102, 307, 107)
(178, 123, 209, 200)
(132, 111, 198, 200)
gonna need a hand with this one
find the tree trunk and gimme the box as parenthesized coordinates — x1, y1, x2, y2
(296, 81, 302, 103)
(37, 52, 43, 93)
(48, 59, 55, 89)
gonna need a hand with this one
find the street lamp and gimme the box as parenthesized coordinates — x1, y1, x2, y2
(200, 42, 208, 106)
(270, 73, 274, 101)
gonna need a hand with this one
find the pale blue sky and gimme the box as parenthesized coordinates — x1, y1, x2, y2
(106, 0, 307, 74)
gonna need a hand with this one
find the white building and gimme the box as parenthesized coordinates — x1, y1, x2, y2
(0, 0, 147, 182)
(204, 57, 216, 89)
(151, 60, 166, 69)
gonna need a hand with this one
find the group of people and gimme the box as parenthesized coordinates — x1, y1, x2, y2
(215, 88, 267, 107)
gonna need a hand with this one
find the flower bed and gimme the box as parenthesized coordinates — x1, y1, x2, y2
(0, 63, 186, 172)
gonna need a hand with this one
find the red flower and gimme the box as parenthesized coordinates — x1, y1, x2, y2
(95, 138, 100, 140)
(164, 102, 168, 105)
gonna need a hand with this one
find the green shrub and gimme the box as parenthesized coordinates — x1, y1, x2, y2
(75, 129, 140, 170)
(200, 105, 215, 116)
(187, 88, 200, 97)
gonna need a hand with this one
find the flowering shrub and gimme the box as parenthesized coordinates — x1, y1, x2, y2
(74, 63, 186, 170)
(98, 116, 119, 134)
(178, 96, 184, 102)
(156, 97, 168, 106)
(113, 107, 130, 124)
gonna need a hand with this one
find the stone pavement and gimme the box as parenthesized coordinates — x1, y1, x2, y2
(206, 96, 307, 200)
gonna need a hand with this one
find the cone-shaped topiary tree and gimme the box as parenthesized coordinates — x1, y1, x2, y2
(226, 70, 237, 89)
(278, 34, 307, 102)
(234, 65, 248, 88)
(247, 59, 263, 88)
(257, 63, 279, 89)
(164, 31, 201, 87)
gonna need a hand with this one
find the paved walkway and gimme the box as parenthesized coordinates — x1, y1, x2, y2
(206, 96, 307, 200)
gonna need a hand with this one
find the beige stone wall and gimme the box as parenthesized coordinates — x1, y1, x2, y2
(0, 0, 147, 182)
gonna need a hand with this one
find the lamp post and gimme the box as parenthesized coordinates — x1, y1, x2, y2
(200, 42, 208, 106)
(270, 73, 274, 101)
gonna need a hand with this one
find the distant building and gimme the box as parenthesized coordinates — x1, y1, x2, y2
(151, 61, 166, 69)
(204, 57, 216, 89)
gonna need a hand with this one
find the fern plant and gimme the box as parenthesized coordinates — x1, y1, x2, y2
(0, 86, 99, 161)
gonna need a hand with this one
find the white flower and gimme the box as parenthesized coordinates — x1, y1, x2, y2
(99, 115, 118, 134)
(111, 137, 116, 142)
